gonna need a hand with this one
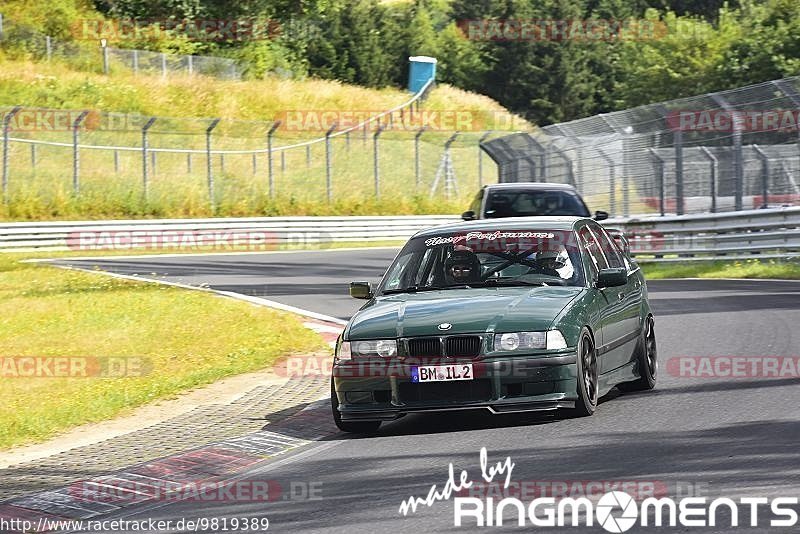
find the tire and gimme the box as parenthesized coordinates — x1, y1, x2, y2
(618, 315, 657, 392)
(330, 379, 382, 434)
(568, 328, 599, 417)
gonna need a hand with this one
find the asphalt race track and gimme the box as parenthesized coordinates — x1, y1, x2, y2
(49, 250, 800, 533)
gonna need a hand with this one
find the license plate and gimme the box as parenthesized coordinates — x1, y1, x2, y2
(411, 364, 473, 383)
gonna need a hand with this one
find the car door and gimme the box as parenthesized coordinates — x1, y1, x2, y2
(578, 225, 624, 375)
(590, 223, 642, 368)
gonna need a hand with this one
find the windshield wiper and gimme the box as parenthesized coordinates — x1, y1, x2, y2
(478, 278, 548, 287)
(382, 284, 472, 295)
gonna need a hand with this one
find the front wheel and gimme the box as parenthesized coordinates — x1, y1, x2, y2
(331, 379, 381, 434)
(568, 328, 598, 417)
(619, 315, 657, 392)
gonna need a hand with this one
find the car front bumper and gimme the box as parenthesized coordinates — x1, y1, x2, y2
(333, 352, 578, 422)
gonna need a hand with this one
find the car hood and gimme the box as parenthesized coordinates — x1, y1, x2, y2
(345, 286, 585, 339)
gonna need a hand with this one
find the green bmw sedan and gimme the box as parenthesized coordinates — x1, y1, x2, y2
(331, 217, 657, 433)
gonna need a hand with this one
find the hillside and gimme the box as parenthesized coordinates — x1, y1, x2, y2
(0, 59, 530, 220)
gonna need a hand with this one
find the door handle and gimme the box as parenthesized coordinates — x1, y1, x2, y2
(618, 293, 625, 301)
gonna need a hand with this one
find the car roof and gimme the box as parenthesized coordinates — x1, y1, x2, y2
(483, 182, 578, 191)
(412, 216, 591, 238)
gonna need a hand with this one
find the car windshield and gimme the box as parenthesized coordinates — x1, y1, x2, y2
(485, 189, 590, 218)
(379, 229, 585, 294)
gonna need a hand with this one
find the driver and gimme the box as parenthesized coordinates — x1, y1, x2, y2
(444, 246, 481, 285)
(533, 248, 566, 277)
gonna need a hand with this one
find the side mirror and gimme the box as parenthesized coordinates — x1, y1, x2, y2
(593, 210, 609, 221)
(596, 268, 627, 288)
(461, 210, 476, 221)
(349, 281, 372, 299)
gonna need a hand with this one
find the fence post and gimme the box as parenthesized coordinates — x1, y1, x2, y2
(648, 148, 666, 216)
(699, 147, 718, 213)
(187, 153, 192, 173)
(45, 36, 52, 61)
(161, 53, 167, 79)
(101, 39, 109, 75)
(430, 133, 460, 199)
(30, 143, 36, 171)
(597, 147, 616, 216)
(114, 150, 119, 173)
(325, 123, 337, 202)
(0, 13, 4, 39)
(373, 124, 385, 198)
(267, 120, 281, 198)
(306, 145, 311, 167)
(220, 153, 225, 174)
(712, 95, 743, 210)
(141, 117, 156, 201)
(478, 131, 492, 187)
(72, 111, 89, 196)
(206, 118, 220, 211)
(752, 144, 770, 208)
(280, 150, 285, 173)
(252, 153, 257, 175)
(133, 50, 139, 74)
(674, 129, 684, 215)
(1, 106, 20, 203)
(187, 55, 193, 75)
(415, 127, 426, 189)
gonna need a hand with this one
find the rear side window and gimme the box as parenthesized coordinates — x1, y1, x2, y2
(590, 226, 625, 269)
(578, 226, 608, 273)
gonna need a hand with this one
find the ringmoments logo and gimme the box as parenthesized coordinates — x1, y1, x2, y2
(398, 448, 799, 530)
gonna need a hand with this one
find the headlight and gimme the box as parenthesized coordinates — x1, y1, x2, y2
(493, 330, 568, 351)
(340, 339, 397, 359)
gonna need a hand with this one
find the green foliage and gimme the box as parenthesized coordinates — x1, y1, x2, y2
(4, 0, 800, 127)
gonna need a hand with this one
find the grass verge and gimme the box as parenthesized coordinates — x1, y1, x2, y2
(641, 258, 800, 280)
(0, 253, 326, 449)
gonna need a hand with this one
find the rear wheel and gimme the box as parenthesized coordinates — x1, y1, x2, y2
(619, 315, 657, 392)
(330, 379, 382, 434)
(569, 329, 598, 417)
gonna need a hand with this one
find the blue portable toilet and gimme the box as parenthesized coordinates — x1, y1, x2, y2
(408, 56, 437, 93)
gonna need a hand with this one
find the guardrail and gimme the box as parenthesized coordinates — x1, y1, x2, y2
(0, 215, 461, 251)
(607, 206, 800, 262)
(1, 208, 799, 262)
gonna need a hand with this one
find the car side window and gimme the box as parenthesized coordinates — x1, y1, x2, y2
(578, 226, 608, 273)
(383, 252, 414, 290)
(469, 190, 483, 214)
(590, 226, 625, 270)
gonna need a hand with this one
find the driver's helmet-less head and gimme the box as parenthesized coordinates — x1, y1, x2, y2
(536, 248, 566, 271)
(444, 246, 481, 284)
(545, 196, 560, 211)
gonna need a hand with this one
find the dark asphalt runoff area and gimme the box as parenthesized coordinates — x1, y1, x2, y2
(52, 250, 800, 533)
